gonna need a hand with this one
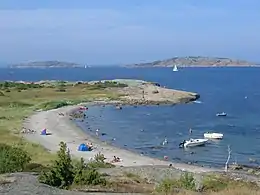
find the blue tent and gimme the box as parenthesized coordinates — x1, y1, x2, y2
(41, 128, 47, 135)
(78, 143, 89, 151)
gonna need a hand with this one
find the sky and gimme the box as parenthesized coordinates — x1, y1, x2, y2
(0, 0, 260, 65)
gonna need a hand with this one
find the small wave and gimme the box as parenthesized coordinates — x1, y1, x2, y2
(193, 100, 203, 104)
(135, 145, 164, 150)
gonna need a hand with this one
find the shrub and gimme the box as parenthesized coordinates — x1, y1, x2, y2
(0, 143, 31, 174)
(39, 142, 74, 189)
(178, 172, 196, 191)
(155, 178, 176, 195)
(155, 172, 196, 194)
(73, 158, 106, 186)
(87, 152, 115, 169)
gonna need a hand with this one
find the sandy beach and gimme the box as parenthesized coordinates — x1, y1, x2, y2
(23, 103, 220, 173)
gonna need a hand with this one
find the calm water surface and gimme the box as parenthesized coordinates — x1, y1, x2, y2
(1, 67, 260, 167)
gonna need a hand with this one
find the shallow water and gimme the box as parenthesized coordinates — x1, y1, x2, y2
(1, 67, 260, 167)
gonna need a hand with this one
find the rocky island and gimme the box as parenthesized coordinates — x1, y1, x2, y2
(9, 61, 81, 68)
(127, 56, 259, 67)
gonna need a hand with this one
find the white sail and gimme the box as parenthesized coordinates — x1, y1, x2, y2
(173, 65, 178, 72)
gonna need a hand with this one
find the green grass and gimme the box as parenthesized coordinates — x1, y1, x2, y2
(0, 81, 124, 165)
(201, 174, 259, 192)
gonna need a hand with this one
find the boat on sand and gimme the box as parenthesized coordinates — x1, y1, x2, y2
(179, 138, 208, 148)
(204, 132, 224, 139)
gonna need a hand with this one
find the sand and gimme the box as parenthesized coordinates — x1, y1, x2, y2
(24, 104, 220, 173)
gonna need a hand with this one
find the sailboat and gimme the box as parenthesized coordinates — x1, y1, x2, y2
(172, 64, 178, 72)
(84, 65, 87, 69)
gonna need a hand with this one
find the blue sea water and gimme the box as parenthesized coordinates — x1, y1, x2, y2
(1, 67, 260, 167)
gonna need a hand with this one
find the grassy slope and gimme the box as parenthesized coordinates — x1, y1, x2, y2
(0, 81, 121, 165)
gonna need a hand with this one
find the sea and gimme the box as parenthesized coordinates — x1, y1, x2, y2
(1, 66, 260, 168)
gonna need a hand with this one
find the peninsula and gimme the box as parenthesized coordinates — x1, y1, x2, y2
(9, 60, 81, 68)
(127, 56, 258, 67)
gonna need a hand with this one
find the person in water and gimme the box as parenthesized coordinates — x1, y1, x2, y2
(189, 128, 192, 134)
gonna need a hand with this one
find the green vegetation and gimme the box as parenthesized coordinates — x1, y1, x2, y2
(39, 142, 106, 189)
(87, 152, 115, 169)
(201, 174, 259, 192)
(154, 173, 260, 195)
(0, 143, 31, 174)
(155, 172, 196, 194)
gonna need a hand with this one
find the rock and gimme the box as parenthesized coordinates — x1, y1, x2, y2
(230, 164, 243, 170)
(248, 169, 254, 174)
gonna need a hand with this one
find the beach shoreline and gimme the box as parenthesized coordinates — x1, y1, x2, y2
(23, 101, 221, 173)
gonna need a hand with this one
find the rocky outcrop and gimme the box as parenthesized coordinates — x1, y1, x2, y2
(113, 82, 199, 105)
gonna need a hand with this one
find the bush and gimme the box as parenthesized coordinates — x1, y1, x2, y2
(155, 178, 175, 195)
(155, 172, 196, 194)
(73, 158, 106, 186)
(0, 144, 31, 174)
(178, 172, 196, 190)
(39, 142, 107, 189)
(39, 142, 74, 189)
(87, 152, 115, 169)
(39, 101, 70, 110)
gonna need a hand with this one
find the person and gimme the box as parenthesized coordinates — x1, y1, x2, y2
(189, 128, 192, 134)
(162, 137, 168, 145)
(112, 155, 121, 163)
(87, 142, 93, 149)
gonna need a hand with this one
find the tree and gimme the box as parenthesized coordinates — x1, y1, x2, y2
(39, 142, 74, 189)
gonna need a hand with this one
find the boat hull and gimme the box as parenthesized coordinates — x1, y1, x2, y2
(184, 139, 208, 147)
(204, 133, 223, 139)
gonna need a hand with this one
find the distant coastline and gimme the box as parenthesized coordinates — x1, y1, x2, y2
(7, 57, 260, 69)
(126, 56, 259, 67)
(9, 60, 82, 68)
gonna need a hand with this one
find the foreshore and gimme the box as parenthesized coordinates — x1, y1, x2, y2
(24, 102, 220, 173)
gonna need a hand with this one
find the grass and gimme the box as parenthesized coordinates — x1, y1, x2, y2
(201, 174, 259, 193)
(154, 173, 260, 195)
(0, 81, 124, 165)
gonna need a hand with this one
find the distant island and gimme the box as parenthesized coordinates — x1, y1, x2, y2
(9, 61, 81, 68)
(127, 56, 259, 67)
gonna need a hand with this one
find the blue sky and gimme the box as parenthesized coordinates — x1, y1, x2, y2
(0, 0, 260, 65)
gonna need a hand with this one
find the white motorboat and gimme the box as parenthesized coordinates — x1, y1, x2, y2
(216, 112, 227, 117)
(204, 132, 223, 139)
(179, 138, 208, 148)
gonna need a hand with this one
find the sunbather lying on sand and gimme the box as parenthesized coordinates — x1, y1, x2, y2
(111, 155, 121, 163)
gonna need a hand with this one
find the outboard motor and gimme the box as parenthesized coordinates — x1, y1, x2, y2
(179, 140, 186, 148)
